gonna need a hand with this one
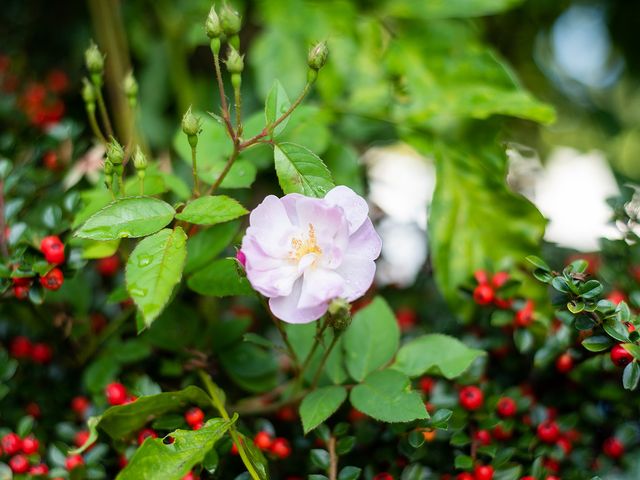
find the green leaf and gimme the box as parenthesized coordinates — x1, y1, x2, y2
(349, 369, 428, 423)
(116, 418, 234, 480)
(343, 297, 400, 382)
(310, 449, 331, 470)
(219, 343, 278, 394)
(125, 228, 187, 327)
(184, 221, 240, 274)
(426, 141, 546, 318)
(300, 386, 348, 434)
(454, 454, 473, 470)
(581, 335, 613, 352)
(603, 318, 631, 343)
(623, 362, 640, 391)
(198, 160, 257, 189)
(265, 80, 291, 136)
(72, 386, 212, 453)
(75, 197, 175, 241)
(580, 280, 603, 299)
(391, 333, 485, 379)
(80, 239, 120, 259)
(525, 255, 550, 271)
(274, 143, 334, 197)
(513, 328, 534, 353)
(187, 258, 253, 297)
(338, 466, 362, 480)
(383, 0, 524, 19)
(175, 195, 248, 226)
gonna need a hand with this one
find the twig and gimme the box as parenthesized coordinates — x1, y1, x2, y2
(94, 87, 114, 138)
(213, 52, 235, 140)
(310, 331, 341, 389)
(328, 436, 338, 480)
(86, 108, 108, 145)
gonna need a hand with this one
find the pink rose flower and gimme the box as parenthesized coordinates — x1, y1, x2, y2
(240, 186, 382, 324)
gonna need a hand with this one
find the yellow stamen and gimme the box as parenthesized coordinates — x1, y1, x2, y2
(289, 224, 322, 261)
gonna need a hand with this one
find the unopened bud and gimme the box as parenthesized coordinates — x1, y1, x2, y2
(81, 78, 96, 109)
(205, 5, 222, 39)
(104, 159, 114, 176)
(225, 47, 244, 74)
(106, 137, 124, 166)
(220, 2, 241, 36)
(181, 107, 201, 145)
(327, 297, 351, 331)
(85, 41, 105, 75)
(132, 146, 147, 171)
(308, 41, 328, 71)
(123, 71, 138, 106)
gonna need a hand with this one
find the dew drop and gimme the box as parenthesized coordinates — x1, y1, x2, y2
(119, 231, 132, 238)
(129, 285, 148, 297)
(137, 254, 152, 267)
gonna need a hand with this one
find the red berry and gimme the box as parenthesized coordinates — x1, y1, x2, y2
(118, 454, 128, 469)
(475, 429, 491, 445)
(96, 255, 120, 276)
(105, 382, 127, 405)
(556, 436, 572, 455)
(537, 421, 560, 443)
(607, 290, 626, 305)
(474, 270, 489, 285)
(39, 268, 64, 291)
(521, 477, 535, 480)
(492, 272, 510, 288)
(184, 407, 205, 427)
(182, 472, 199, 480)
(47, 69, 69, 93)
(230, 442, 239, 455)
(555, 353, 574, 373)
(276, 406, 296, 421)
(137, 428, 157, 445)
(514, 300, 534, 327)
(626, 322, 635, 333)
(456, 474, 474, 480)
(473, 284, 494, 305)
(21, 435, 39, 454)
(9, 454, 29, 474)
(496, 397, 517, 418)
(603, 437, 624, 459)
(2, 433, 22, 455)
(543, 458, 560, 473)
(610, 344, 634, 367)
(71, 396, 90, 416)
(254, 431, 273, 450)
(29, 464, 49, 475)
(419, 377, 435, 395)
(474, 465, 494, 480)
(74, 430, 92, 449)
(10, 336, 32, 358)
(65, 454, 84, 470)
(43, 151, 58, 171)
(31, 343, 53, 364)
(25, 402, 41, 418)
(40, 236, 65, 264)
(491, 424, 513, 441)
(459, 386, 483, 411)
(373, 474, 394, 480)
(395, 307, 417, 331)
(270, 437, 291, 459)
(546, 477, 561, 480)
(12, 275, 33, 287)
(13, 285, 30, 300)
(191, 421, 203, 430)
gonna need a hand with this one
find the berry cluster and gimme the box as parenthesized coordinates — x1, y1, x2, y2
(12, 235, 66, 299)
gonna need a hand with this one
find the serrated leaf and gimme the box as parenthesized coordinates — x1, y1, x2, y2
(187, 258, 253, 297)
(300, 386, 348, 434)
(175, 195, 248, 226)
(343, 297, 399, 382)
(274, 143, 334, 197)
(349, 369, 428, 423)
(117, 418, 234, 480)
(391, 333, 485, 379)
(125, 228, 187, 327)
(265, 80, 291, 136)
(75, 197, 175, 241)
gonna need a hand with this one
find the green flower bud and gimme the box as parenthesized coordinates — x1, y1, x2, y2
(106, 137, 124, 166)
(307, 41, 329, 71)
(104, 159, 114, 175)
(132, 146, 147, 171)
(181, 107, 201, 138)
(123, 71, 138, 100)
(81, 78, 96, 104)
(85, 41, 105, 75)
(205, 5, 222, 39)
(225, 46, 244, 74)
(327, 297, 351, 331)
(220, 2, 241, 36)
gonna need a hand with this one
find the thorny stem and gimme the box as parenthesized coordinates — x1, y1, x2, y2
(0, 180, 8, 258)
(198, 370, 261, 480)
(190, 144, 201, 197)
(328, 436, 338, 480)
(94, 87, 114, 138)
(213, 52, 235, 140)
(205, 148, 238, 196)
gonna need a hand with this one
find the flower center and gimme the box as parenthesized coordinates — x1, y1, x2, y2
(289, 223, 322, 262)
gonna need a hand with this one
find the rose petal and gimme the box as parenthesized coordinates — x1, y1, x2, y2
(297, 267, 345, 309)
(325, 185, 369, 234)
(269, 279, 328, 324)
